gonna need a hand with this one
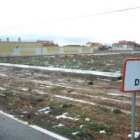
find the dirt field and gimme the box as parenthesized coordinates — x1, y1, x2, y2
(1, 51, 140, 72)
(0, 52, 140, 140)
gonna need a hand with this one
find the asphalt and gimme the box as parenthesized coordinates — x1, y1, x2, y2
(0, 112, 67, 140)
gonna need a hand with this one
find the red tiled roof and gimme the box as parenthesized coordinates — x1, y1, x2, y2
(113, 40, 140, 46)
(86, 42, 101, 47)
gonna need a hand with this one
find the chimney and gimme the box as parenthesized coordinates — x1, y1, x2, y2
(18, 37, 21, 42)
(7, 38, 9, 42)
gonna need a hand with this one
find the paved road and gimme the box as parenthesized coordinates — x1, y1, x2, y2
(0, 112, 68, 140)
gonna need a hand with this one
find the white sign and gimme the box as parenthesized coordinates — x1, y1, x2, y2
(122, 59, 140, 92)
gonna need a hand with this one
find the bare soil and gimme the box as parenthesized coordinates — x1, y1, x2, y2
(0, 52, 140, 140)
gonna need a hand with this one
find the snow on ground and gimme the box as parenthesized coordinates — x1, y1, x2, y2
(97, 78, 111, 82)
(0, 74, 7, 77)
(80, 125, 84, 129)
(53, 123, 64, 128)
(55, 95, 133, 115)
(38, 107, 51, 114)
(54, 95, 96, 106)
(56, 112, 79, 121)
(128, 132, 140, 138)
(99, 130, 106, 134)
(107, 93, 140, 99)
(32, 89, 47, 95)
(0, 87, 6, 90)
(0, 63, 121, 78)
(107, 93, 128, 96)
(72, 132, 79, 135)
(56, 91, 139, 106)
(92, 51, 140, 56)
(21, 87, 29, 91)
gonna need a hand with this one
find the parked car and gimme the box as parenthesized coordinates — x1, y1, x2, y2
(98, 45, 108, 50)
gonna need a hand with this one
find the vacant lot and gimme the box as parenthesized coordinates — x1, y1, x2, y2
(0, 52, 140, 140)
(0, 51, 140, 72)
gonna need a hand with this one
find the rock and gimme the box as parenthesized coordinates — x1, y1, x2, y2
(85, 118, 90, 121)
(60, 104, 73, 108)
(21, 87, 29, 91)
(111, 108, 122, 114)
(0, 93, 6, 97)
(88, 81, 93, 85)
(32, 96, 44, 102)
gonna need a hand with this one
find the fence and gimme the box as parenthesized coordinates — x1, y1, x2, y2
(0, 46, 94, 57)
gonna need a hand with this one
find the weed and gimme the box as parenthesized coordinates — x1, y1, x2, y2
(112, 108, 122, 114)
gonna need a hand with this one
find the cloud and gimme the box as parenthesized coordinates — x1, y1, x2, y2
(0, 0, 140, 44)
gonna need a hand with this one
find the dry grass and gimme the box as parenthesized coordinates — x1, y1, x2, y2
(0, 53, 140, 139)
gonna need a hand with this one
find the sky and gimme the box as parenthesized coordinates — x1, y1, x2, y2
(0, 0, 140, 45)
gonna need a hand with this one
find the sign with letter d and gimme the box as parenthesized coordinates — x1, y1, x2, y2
(122, 58, 140, 92)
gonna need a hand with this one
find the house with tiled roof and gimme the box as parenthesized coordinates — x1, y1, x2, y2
(112, 40, 140, 50)
(86, 42, 101, 50)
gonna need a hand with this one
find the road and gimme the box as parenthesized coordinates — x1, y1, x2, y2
(0, 111, 68, 140)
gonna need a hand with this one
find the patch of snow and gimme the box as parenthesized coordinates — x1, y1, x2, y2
(32, 89, 47, 94)
(22, 111, 27, 114)
(100, 96, 140, 106)
(107, 93, 131, 97)
(99, 130, 106, 134)
(0, 93, 6, 97)
(38, 107, 51, 114)
(0, 87, 6, 90)
(115, 71, 121, 74)
(57, 85, 66, 88)
(63, 112, 69, 115)
(111, 108, 114, 112)
(72, 132, 79, 135)
(21, 87, 29, 91)
(57, 79, 65, 82)
(128, 132, 140, 138)
(54, 95, 96, 106)
(58, 93, 138, 116)
(54, 95, 133, 115)
(85, 118, 90, 121)
(0, 63, 121, 78)
(38, 107, 50, 112)
(0, 74, 7, 77)
(56, 112, 79, 121)
(107, 93, 122, 96)
(80, 125, 84, 129)
(97, 78, 111, 82)
(53, 123, 64, 128)
(106, 63, 112, 66)
(44, 111, 50, 114)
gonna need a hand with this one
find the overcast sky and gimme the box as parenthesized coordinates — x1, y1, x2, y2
(0, 0, 140, 45)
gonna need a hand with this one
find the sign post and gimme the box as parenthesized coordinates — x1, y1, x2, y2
(131, 93, 136, 140)
(122, 58, 140, 140)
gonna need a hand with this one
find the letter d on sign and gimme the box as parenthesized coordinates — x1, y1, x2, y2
(135, 79, 139, 86)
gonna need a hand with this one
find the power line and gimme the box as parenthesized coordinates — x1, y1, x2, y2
(0, 6, 140, 33)
(61, 6, 140, 20)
